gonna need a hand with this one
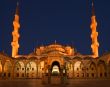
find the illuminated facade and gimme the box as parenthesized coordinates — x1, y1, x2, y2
(0, 2, 110, 80)
(0, 44, 110, 79)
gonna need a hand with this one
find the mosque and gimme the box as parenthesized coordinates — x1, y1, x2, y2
(0, 1, 110, 80)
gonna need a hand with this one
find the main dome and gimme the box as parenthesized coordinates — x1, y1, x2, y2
(36, 43, 75, 56)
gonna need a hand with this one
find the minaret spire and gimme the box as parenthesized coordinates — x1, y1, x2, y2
(11, 2, 20, 57)
(92, 0, 95, 16)
(16, 2, 19, 15)
(90, 0, 99, 58)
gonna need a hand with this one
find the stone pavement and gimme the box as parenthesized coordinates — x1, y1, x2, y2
(0, 79, 110, 87)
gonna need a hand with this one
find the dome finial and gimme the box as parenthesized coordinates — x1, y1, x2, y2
(54, 40, 57, 44)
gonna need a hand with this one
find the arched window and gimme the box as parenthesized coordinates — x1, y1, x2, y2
(74, 61, 84, 78)
(89, 62, 96, 78)
(26, 61, 37, 78)
(4, 60, 12, 78)
(14, 61, 25, 78)
(97, 60, 106, 78)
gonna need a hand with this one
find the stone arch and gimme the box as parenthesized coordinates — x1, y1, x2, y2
(80, 62, 85, 78)
(51, 61, 60, 75)
(51, 61, 60, 69)
(37, 61, 45, 78)
(64, 61, 74, 78)
(89, 62, 97, 78)
(4, 60, 12, 79)
(14, 61, 25, 78)
(97, 60, 107, 78)
(74, 61, 84, 78)
(26, 61, 37, 78)
(50, 59, 62, 67)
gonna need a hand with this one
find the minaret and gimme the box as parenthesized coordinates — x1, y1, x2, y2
(90, 0, 99, 58)
(11, 2, 20, 57)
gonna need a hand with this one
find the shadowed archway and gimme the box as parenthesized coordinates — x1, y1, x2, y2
(51, 61, 60, 76)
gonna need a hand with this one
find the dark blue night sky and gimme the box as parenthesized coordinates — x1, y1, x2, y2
(0, 0, 110, 56)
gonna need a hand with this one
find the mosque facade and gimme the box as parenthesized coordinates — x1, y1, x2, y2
(0, 2, 110, 80)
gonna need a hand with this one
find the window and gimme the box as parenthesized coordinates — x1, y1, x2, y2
(87, 73, 89, 77)
(100, 73, 102, 77)
(8, 73, 10, 77)
(16, 73, 19, 77)
(32, 68, 34, 71)
(92, 73, 94, 77)
(22, 68, 24, 70)
(104, 72, 107, 77)
(77, 73, 79, 77)
(22, 73, 24, 77)
(4, 73, 6, 77)
(91, 68, 94, 70)
(27, 68, 29, 71)
(82, 68, 84, 71)
(17, 68, 19, 71)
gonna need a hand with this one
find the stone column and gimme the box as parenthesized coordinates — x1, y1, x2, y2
(96, 63, 98, 79)
(72, 64, 75, 79)
(24, 65, 27, 79)
(48, 66, 51, 84)
(11, 64, 15, 79)
(2, 64, 4, 79)
(60, 65, 64, 84)
(36, 60, 38, 78)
